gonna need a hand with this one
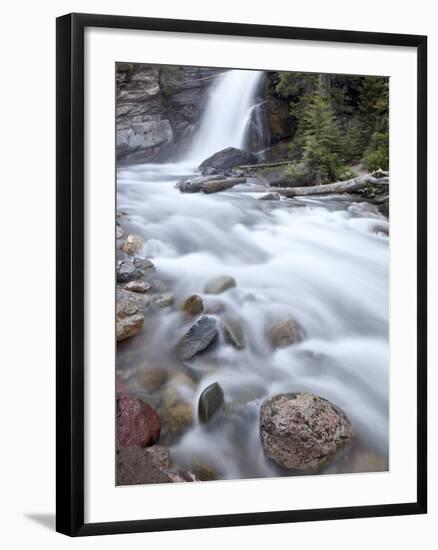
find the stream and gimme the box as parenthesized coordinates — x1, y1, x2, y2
(116, 69, 389, 480)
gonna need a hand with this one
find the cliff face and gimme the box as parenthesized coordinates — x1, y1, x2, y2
(116, 63, 222, 164)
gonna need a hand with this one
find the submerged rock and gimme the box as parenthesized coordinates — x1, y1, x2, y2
(161, 373, 195, 440)
(199, 147, 258, 173)
(122, 234, 144, 256)
(198, 382, 224, 423)
(260, 393, 354, 471)
(116, 288, 146, 341)
(181, 294, 204, 315)
(117, 445, 198, 485)
(177, 316, 218, 360)
(204, 275, 236, 295)
(138, 368, 168, 393)
(259, 192, 281, 201)
(151, 292, 175, 309)
(222, 316, 245, 350)
(193, 463, 220, 481)
(268, 319, 303, 348)
(117, 393, 161, 448)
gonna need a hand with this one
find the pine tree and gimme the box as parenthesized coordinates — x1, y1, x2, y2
(301, 88, 344, 183)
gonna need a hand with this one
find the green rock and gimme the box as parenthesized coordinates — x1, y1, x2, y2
(204, 275, 236, 295)
(194, 463, 220, 481)
(198, 382, 224, 423)
(181, 294, 204, 315)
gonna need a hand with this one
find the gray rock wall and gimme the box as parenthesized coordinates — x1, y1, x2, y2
(116, 63, 222, 164)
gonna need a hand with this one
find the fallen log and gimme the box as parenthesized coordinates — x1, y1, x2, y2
(201, 177, 247, 194)
(270, 174, 388, 198)
(237, 160, 294, 170)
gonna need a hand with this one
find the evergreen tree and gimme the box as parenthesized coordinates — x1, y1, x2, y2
(301, 89, 344, 182)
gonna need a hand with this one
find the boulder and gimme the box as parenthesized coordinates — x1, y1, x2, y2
(177, 316, 218, 360)
(116, 259, 141, 284)
(122, 280, 151, 293)
(260, 393, 354, 471)
(117, 258, 155, 284)
(181, 294, 204, 315)
(199, 147, 258, 173)
(198, 382, 224, 423)
(117, 445, 198, 485)
(116, 288, 146, 341)
(117, 393, 161, 448)
(122, 234, 144, 256)
(204, 275, 236, 295)
(268, 319, 303, 349)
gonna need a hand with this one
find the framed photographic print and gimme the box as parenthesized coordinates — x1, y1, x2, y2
(56, 13, 427, 536)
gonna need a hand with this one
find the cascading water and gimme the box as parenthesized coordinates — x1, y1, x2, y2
(117, 68, 389, 481)
(188, 69, 265, 163)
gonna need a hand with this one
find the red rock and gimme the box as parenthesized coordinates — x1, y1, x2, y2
(117, 393, 160, 448)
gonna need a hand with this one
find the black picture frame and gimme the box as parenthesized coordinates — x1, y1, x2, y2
(56, 12, 427, 537)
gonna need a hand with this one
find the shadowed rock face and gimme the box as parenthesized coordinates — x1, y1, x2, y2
(116, 64, 222, 163)
(260, 393, 354, 471)
(199, 147, 258, 173)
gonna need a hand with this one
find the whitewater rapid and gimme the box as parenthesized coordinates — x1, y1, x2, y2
(117, 161, 389, 479)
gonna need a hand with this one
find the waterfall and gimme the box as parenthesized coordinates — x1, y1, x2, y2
(188, 69, 265, 164)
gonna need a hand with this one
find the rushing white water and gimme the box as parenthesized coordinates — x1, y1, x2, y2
(116, 69, 389, 481)
(188, 69, 264, 163)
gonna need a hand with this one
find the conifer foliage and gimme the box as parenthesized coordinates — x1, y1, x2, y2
(274, 72, 389, 182)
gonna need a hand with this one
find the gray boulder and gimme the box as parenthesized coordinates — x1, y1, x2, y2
(177, 316, 218, 360)
(117, 257, 155, 283)
(260, 393, 354, 471)
(199, 147, 258, 173)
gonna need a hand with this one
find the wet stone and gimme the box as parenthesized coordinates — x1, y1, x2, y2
(198, 382, 225, 423)
(181, 294, 204, 315)
(204, 275, 236, 295)
(177, 316, 218, 360)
